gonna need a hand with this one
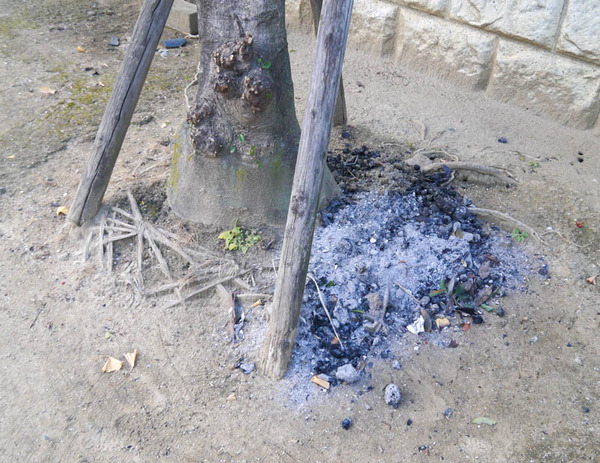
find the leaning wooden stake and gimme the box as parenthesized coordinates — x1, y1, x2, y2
(310, 0, 348, 127)
(69, 0, 175, 226)
(262, 0, 353, 379)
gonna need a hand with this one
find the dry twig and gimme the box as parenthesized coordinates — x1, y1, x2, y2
(307, 274, 344, 350)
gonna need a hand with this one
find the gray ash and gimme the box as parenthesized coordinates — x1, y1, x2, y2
(287, 149, 530, 385)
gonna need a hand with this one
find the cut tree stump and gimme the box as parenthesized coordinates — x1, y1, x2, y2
(261, 0, 354, 379)
(69, 0, 175, 226)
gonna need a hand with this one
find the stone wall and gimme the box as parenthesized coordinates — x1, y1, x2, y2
(286, 0, 600, 130)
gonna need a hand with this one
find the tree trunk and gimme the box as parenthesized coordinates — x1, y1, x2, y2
(168, 0, 338, 227)
(262, 0, 353, 379)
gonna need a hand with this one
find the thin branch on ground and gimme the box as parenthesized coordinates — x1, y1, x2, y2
(307, 274, 344, 350)
(165, 269, 252, 309)
(395, 282, 422, 307)
(467, 206, 548, 246)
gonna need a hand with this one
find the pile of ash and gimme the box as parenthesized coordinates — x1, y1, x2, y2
(287, 177, 531, 388)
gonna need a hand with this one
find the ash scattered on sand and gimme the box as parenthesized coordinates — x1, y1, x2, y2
(284, 185, 531, 401)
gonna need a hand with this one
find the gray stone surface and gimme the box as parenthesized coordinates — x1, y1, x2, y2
(395, 9, 497, 89)
(335, 364, 360, 384)
(348, 0, 399, 57)
(449, 0, 564, 48)
(393, 0, 449, 16)
(166, 0, 198, 35)
(557, 1, 600, 65)
(488, 41, 600, 129)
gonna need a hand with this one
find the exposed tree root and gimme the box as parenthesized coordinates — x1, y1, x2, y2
(421, 162, 516, 185)
(467, 206, 548, 246)
(84, 189, 241, 306)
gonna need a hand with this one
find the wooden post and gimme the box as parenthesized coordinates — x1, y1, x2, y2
(262, 0, 353, 379)
(69, 0, 175, 226)
(310, 0, 348, 127)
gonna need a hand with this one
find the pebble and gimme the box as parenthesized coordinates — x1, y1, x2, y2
(109, 36, 119, 46)
(392, 360, 402, 370)
(239, 362, 255, 374)
(341, 130, 351, 139)
(496, 307, 505, 317)
(498, 137, 508, 144)
(407, 419, 413, 426)
(583, 406, 590, 413)
(336, 364, 360, 384)
(530, 335, 539, 344)
(341, 418, 352, 430)
(575, 356, 583, 366)
(384, 383, 402, 408)
(443, 407, 454, 419)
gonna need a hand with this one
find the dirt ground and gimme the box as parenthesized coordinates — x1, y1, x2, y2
(1, 1, 599, 462)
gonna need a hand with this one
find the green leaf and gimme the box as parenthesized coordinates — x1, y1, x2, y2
(326, 281, 335, 288)
(429, 289, 446, 297)
(262, 60, 271, 69)
(480, 303, 494, 312)
(238, 134, 245, 144)
(266, 92, 271, 100)
(218, 230, 233, 240)
(351, 309, 365, 314)
(230, 146, 236, 154)
(249, 145, 255, 157)
(471, 417, 496, 426)
(257, 57, 262, 64)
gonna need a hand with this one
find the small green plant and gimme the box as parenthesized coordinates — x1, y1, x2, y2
(429, 278, 447, 297)
(218, 220, 261, 253)
(257, 57, 272, 70)
(528, 161, 539, 168)
(510, 228, 529, 243)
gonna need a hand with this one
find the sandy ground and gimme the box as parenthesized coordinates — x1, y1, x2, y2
(0, 1, 599, 462)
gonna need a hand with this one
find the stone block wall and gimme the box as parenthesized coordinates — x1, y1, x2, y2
(286, 0, 600, 130)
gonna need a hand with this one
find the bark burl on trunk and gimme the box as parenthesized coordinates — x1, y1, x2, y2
(168, 0, 338, 227)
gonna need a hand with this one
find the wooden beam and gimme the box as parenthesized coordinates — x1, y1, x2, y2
(262, 0, 353, 379)
(310, 0, 348, 127)
(69, 0, 175, 226)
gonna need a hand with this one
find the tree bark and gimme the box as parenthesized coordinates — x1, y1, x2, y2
(261, 0, 353, 379)
(69, 0, 174, 226)
(310, 0, 347, 127)
(168, 0, 339, 227)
